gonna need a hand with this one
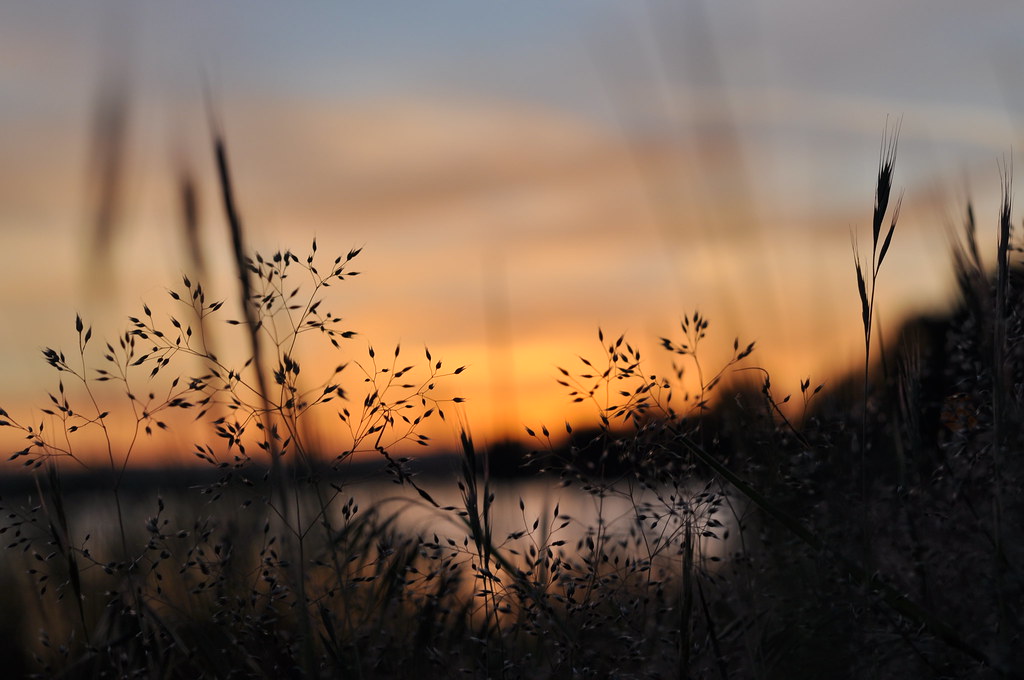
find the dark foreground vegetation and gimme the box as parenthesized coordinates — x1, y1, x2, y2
(1, 126, 1023, 679)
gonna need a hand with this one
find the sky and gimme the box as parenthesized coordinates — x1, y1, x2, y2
(2, 1, 1023, 466)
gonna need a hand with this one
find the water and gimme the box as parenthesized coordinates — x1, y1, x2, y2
(318, 475, 741, 570)
(1, 472, 742, 579)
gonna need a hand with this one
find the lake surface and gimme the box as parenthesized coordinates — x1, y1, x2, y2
(4, 471, 742, 574)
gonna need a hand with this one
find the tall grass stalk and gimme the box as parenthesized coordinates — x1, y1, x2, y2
(208, 109, 316, 674)
(992, 159, 1012, 654)
(852, 122, 901, 563)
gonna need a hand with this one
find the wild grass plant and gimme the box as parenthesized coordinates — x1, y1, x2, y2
(0, 126, 1022, 679)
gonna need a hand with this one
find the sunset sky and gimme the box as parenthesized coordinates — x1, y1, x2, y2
(2, 1, 1023, 465)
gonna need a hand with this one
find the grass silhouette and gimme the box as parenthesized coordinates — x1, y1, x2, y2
(1, 127, 1022, 679)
